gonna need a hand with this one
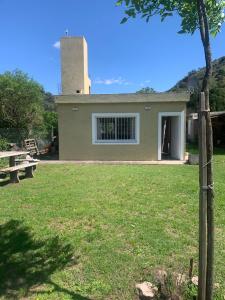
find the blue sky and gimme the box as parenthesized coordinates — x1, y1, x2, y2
(0, 0, 225, 95)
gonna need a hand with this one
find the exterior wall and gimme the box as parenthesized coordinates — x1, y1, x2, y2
(61, 37, 91, 95)
(170, 116, 181, 159)
(83, 40, 91, 94)
(187, 118, 198, 143)
(57, 101, 186, 161)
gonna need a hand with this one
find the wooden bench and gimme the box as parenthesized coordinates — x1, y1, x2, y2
(15, 158, 40, 171)
(0, 162, 38, 183)
(15, 158, 40, 168)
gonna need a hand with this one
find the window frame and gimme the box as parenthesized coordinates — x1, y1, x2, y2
(92, 113, 140, 145)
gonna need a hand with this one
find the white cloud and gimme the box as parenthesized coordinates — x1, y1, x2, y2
(53, 41, 60, 49)
(94, 77, 131, 85)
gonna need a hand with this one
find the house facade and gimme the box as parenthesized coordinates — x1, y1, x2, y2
(56, 36, 189, 161)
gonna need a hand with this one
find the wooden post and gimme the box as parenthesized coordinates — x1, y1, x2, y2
(9, 156, 15, 167)
(9, 156, 16, 182)
(10, 171, 20, 184)
(198, 92, 207, 300)
(25, 166, 34, 178)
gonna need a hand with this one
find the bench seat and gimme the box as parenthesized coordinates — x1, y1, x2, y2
(15, 158, 40, 163)
(0, 162, 38, 183)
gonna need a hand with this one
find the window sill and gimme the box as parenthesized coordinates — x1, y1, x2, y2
(93, 140, 139, 145)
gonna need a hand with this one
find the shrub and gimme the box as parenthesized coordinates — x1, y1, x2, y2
(0, 138, 9, 151)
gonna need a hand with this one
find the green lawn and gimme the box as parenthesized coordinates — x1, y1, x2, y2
(0, 152, 225, 299)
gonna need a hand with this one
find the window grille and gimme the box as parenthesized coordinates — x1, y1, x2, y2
(92, 113, 139, 144)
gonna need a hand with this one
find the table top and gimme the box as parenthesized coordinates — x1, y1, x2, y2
(0, 151, 29, 159)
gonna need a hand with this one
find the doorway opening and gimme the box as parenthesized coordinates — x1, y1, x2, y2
(158, 112, 184, 161)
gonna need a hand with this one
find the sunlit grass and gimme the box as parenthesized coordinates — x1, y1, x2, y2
(0, 152, 224, 299)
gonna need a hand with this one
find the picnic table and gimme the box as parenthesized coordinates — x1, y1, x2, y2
(0, 151, 39, 184)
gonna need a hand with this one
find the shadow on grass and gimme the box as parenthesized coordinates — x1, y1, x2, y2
(0, 220, 91, 300)
(0, 174, 27, 187)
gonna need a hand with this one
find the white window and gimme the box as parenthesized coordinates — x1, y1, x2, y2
(92, 113, 140, 144)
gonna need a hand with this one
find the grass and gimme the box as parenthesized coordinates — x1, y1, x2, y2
(0, 149, 225, 299)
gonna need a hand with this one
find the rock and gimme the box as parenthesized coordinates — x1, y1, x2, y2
(191, 276, 198, 286)
(136, 282, 158, 299)
(188, 154, 199, 165)
(214, 282, 220, 289)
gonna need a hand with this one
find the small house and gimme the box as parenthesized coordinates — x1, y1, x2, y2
(56, 36, 189, 161)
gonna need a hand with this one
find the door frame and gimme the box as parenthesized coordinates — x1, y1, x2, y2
(158, 111, 185, 160)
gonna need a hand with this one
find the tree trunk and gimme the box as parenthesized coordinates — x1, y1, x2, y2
(196, 1, 215, 299)
(198, 93, 208, 299)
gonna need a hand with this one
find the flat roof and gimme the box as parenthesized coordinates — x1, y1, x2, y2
(55, 92, 190, 104)
(189, 111, 225, 119)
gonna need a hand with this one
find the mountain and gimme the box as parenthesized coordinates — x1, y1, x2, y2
(170, 56, 225, 112)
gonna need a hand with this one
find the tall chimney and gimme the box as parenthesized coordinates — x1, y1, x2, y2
(60, 36, 91, 95)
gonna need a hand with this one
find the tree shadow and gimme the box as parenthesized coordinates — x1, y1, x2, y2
(0, 220, 91, 299)
(0, 174, 27, 187)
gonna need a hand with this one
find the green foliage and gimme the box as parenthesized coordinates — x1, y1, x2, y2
(171, 56, 225, 112)
(0, 70, 45, 138)
(117, 0, 225, 37)
(136, 86, 156, 93)
(0, 138, 9, 151)
(43, 111, 58, 134)
(210, 87, 225, 111)
(44, 92, 56, 112)
(187, 89, 225, 112)
(184, 282, 198, 299)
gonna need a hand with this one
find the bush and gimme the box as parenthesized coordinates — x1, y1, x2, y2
(43, 111, 58, 138)
(0, 138, 9, 151)
(0, 70, 45, 140)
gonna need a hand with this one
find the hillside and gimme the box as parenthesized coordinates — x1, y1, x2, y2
(170, 56, 225, 112)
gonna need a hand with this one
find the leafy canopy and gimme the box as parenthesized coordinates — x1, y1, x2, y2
(136, 86, 156, 93)
(43, 111, 58, 133)
(117, 0, 225, 36)
(0, 70, 44, 131)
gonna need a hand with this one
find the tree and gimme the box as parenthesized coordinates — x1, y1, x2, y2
(136, 86, 156, 93)
(0, 70, 45, 141)
(43, 111, 58, 137)
(188, 87, 225, 112)
(171, 56, 225, 112)
(116, 1, 225, 299)
(210, 87, 225, 111)
(44, 92, 56, 112)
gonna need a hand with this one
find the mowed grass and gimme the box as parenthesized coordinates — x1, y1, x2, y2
(0, 153, 225, 299)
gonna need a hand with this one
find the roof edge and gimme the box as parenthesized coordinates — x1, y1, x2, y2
(55, 92, 190, 104)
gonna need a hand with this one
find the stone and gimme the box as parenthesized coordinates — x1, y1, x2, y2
(191, 276, 198, 286)
(188, 154, 199, 165)
(214, 282, 220, 289)
(136, 282, 158, 299)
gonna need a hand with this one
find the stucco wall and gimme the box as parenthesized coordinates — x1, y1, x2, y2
(61, 37, 90, 95)
(57, 101, 186, 161)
